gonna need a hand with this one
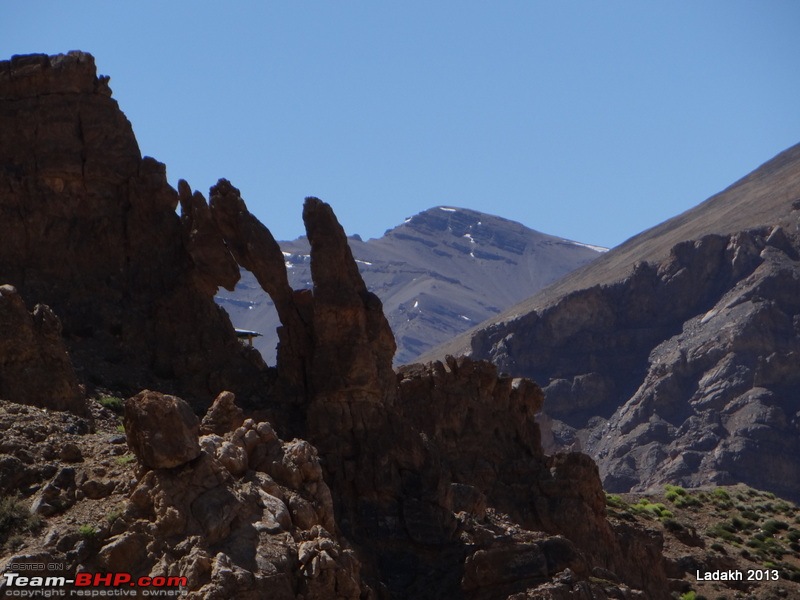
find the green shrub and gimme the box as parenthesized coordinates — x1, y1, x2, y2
(740, 509, 761, 522)
(674, 494, 702, 508)
(98, 395, 125, 413)
(78, 524, 97, 538)
(631, 499, 673, 519)
(756, 502, 775, 513)
(763, 519, 789, 535)
(764, 539, 786, 559)
(664, 484, 688, 502)
(713, 488, 730, 500)
(115, 454, 136, 466)
(706, 523, 741, 543)
(747, 538, 766, 550)
(729, 516, 756, 531)
(106, 509, 122, 524)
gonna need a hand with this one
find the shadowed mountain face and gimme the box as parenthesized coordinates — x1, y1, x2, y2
(0, 52, 269, 408)
(424, 143, 800, 501)
(217, 206, 604, 365)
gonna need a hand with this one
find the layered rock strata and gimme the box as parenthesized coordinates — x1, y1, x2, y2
(470, 213, 800, 501)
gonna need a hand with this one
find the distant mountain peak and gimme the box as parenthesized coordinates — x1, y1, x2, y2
(220, 204, 605, 364)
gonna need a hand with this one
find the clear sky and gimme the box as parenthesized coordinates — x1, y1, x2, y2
(4, 2, 800, 248)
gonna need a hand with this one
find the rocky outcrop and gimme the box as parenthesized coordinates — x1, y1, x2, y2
(470, 219, 800, 501)
(209, 179, 313, 408)
(200, 390, 245, 436)
(591, 227, 800, 499)
(124, 390, 201, 469)
(0, 284, 84, 414)
(116, 415, 366, 600)
(0, 52, 267, 408)
(0, 51, 673, 599)
(206, 184, 669, 596)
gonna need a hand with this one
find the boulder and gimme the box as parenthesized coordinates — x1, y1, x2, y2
(124, 390, 201, 469)
(200, 391, 245, 436)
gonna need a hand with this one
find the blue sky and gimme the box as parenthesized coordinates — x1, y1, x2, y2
(4, 2, 800, 248)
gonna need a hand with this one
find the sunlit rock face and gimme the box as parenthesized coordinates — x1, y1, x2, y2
(464, 144, 800, 501)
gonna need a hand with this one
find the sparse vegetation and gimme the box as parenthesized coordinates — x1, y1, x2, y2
(630, 498, 673, 520)
(106, 508, 123, 524)
(762, 519, 789, 535)
(98, 395, 124, 413)
(115, 454, 136, 466)
(0, 495, 42, 548)
(664, 484, 702, 509)
(604, 484, 800, 596)
(664, 483, 687, 500)
(78, 524, 97, 538)
(605, 493, 627, 510)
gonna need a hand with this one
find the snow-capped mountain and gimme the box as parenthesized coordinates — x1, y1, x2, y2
(216, 206, 605, 364)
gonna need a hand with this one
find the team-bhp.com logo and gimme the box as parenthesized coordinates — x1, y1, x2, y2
(2, 572, 188, 597)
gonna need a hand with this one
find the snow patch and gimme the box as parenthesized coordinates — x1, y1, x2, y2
(566, 241, 608, 253)
(459, 315, 471, 321)
(413, 300, 419, 308)
(355, 259, 373, 266)
(439, 207, 456, 212)
(463, 233, 476, 244)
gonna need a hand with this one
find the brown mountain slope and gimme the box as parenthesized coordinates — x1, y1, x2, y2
(423, 142, 800, 361)
(421, 143, 800, 503)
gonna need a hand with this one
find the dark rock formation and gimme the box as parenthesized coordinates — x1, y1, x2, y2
(455, 145, 800, 501)
(0, 284, 84, 414)
(200, 390, 245, 436)
(0, 51, 672, 599)
(0, 51, 267, 408)
(211, 183, 671, 596)
(209, 179, 313, 408)
(124, 390, 201, 469)
(302, 196, 398, 403)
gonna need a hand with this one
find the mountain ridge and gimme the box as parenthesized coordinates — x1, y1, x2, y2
(217, 204, 606, 364)
(422, 142, 800, 361)
(420, 141, 800, 502)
